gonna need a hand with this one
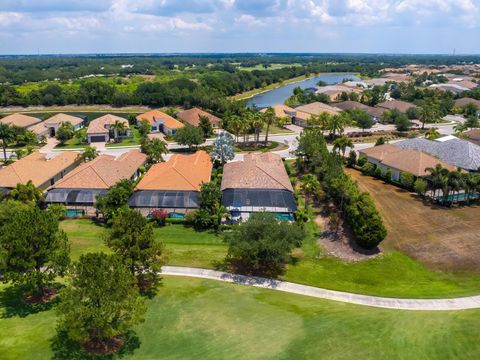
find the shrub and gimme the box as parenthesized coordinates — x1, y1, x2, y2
(357, 155, 367, 167)
(374, 167, 382, 178)
(150, 209, 168, 226)
(400, 172, 415, 189)
(361, 162, 374, 175)
(384, 168, 392, 182)
(414, 178, 428, 197)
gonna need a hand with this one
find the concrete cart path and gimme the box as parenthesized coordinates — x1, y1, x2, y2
(162, 266, 480, 311)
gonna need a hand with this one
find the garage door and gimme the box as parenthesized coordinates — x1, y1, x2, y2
(90, 135, 106, 142)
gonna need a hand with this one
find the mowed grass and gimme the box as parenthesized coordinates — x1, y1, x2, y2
(60, 219, 226, 268)
(61, 219, 480, 298)
(1, 276, 480, 359)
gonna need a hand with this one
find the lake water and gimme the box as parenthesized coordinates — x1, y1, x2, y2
(246, 73, 361, 108)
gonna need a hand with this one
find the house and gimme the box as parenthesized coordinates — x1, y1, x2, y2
(260, 104, 296, 124)
(293, 102, 341, 127)
(221, 153, 297, 221)
(335, 101, 385, 122)
(87, 114, 130, 143)
(464, 129, 480, 146)
(46, 150, 147, 216)
(0, 113, 41, 128)
(0, 152, 80, 191)
(128, 151, 212, 216)
(44, 113, 84, 136)
(359, 144, 454, 182)
(454, 98, 480, 110)
(136, 109, 184, 135)
(315, 85, 363, 102)
(376, 100, 417, 113)
(394, 136, 480, 171)
(27, 122, 50, 140)
(176, 108, 222, 129)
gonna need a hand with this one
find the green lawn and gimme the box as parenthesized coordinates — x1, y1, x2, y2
(238, 63, 302, 71)
(2, 276, 480, 359)
(105, 128, 142, 148)
(61, 219, 480, 298)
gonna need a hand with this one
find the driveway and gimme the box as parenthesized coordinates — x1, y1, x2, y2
(39, 137, 59, 153)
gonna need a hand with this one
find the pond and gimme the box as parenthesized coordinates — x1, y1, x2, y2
(246, 73, 361, 109)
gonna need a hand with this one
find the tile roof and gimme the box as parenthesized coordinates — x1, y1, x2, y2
(335, 101, 385, 117)
(51, 150, 146, 190)
(381, 148, 455, 176)
(176, 108, 222, 127)
(394, 137, 480, 171)
(260, 104, 296, 118)
(359, 144, 404, 162)
(87, 114, 129, 135)
(135, 151, 212, 191)
(464, 129, 480, 146)
(454, 98, 480, 108)
(0, 152, 80, 188)
(0, 113, 41, 128)
(44, 113, 84, 127)
(376, 100, 417, 113)
(221, 153, 293, 192)
(294, 102, 341, 116)
(27, 121, 50, 136)
(136, 109, 184, 129)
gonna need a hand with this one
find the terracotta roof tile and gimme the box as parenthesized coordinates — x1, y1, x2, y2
(0, 113, 41, 128)
(87, 114, 129, 135)
(52, 150, 146, 189)
(221, 153, 293, 192)
(44, 113, 84, 127)
(176, 108, 222, 127)
(135, 151, 212, 191)
(294, 102, 341, 116)
(0, 152, 80, 188)
(136, 110, 184, 129)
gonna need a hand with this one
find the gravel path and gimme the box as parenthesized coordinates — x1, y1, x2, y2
(162, 266, 480, 311)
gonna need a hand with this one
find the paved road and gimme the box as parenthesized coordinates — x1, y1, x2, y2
(162, 266, 480, 311)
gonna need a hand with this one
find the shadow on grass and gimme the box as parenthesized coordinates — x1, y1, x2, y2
(51, 330, 141, 360)
(0, 285, 59, 319)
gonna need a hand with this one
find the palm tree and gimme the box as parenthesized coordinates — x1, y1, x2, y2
(425, 164, 450, 201)
(0, 123, 15, 162)
(263, 107, 276, 146)
(251, 112, 264, 144)
(228, 115, 243, 143)
(81, 145, 99, 162)
(425, 127, 441, 140)
(447, 171, 462, 205)
(111, 120, 126, 142)
(327, 112, 350, 138)
(453, 123, 468, 135)
(332, 136, 354, 157)
(301, 174, 320, 210)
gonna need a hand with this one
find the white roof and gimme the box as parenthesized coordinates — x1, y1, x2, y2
(435, 135, 458, 142)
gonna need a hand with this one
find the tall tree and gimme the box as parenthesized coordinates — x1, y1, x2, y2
(0, 205, 70, 300)
(332, 136, 354, 157)
(55, 121, 74, 145)
(10, 180, 45, 204)
(141, 137, 168, 164)
(198, 115, 214, 139)
(95, 179, 134, 222)
(211, 132, 235, 165)
(0, 122, 15, 162)
(111, 120, 127, 142)
(174, 125, 204, 150)
(301, 174, 320, 209)
(58, 253, 146, 354)
(107, 208, 163, 293)
(81, 145, 99, 162)
(263, 107, 276, 145)
(224, 213, 305, 277)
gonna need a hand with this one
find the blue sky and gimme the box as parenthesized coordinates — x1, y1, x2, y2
(0, 0, 479, 55)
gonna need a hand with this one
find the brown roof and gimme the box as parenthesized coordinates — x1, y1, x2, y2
(136, 110, 184, 129)
(260, 104, 296, 118)
(51, 150, 146, 190)
(335, 101, 385, 117)
(176, 108, 222, 127)
(87, 114, 129, 135)
(44, 113, 84, 127)
(27, 122, 50, 136)
(294, 102, 341, 116)
(454, 98, 480, 108)
(464, 129, 480, 146)
(135, 151, 212, 191)
(221, 153, 293, 192)
(0, 113, 41, 128)
(376, 100, 417, 113)
(0, 152, 80, 188)
(359, 144, 404, 162)
(380, 149, 455, 177)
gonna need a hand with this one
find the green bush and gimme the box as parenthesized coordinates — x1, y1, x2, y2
(384, 168, 392, 182)
(374, 167, 382, 178)
(361, 162, 374, 175)
(400, 172, 415, 189)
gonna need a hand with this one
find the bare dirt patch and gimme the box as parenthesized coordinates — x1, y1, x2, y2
(316, 206, 380, 262)
(346, 168, 480, 272)
(82, 336, 125, 355)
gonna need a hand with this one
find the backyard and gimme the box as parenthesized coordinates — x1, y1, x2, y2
(346, 168, 480, 272)
(61, 219, 480, 298)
